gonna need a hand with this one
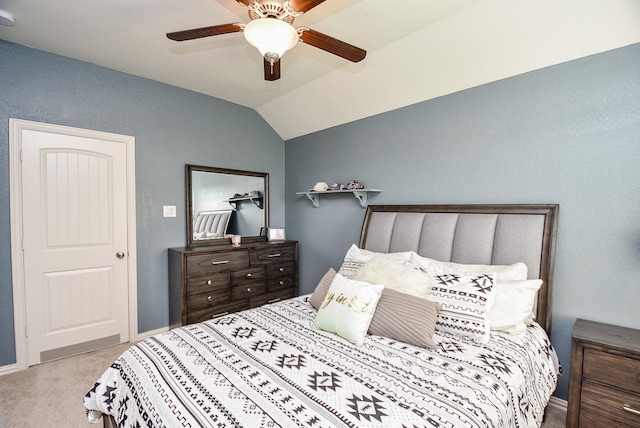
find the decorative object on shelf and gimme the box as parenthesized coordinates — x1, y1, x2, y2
(311, 181, 329, 192)
(267, 228, 286, 241)
(331, 182, 345, 190)
(231, 235, 242, 246)
(226, 190, 264, 209)
(296, 188, 381, 208)
(346, 179, 364, 189)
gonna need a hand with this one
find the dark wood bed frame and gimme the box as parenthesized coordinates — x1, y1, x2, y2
(103, 203, 559, 427)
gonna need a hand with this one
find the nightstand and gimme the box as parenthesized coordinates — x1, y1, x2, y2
(566, 319, 640, 427)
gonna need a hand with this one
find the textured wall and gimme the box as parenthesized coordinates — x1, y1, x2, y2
(0, 41, 285, 366)
(285, 43, 640, 400)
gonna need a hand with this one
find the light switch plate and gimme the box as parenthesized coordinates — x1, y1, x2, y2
(163, 205, 176, 218)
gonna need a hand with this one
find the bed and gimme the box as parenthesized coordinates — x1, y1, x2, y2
(192, 209, 233, 240)
(85, 203, 559, 427)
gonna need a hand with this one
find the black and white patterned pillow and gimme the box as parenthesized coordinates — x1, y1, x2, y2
(427, 272, 496, 343)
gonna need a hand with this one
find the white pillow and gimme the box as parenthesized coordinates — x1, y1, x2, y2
(338, 244, 413, 279)
(427, 272, 497, 343)
(352, 255, 431, 299)
(313, 273, 384, 346)
(489, 279, 542, 334)
(409, 252, 528, 281)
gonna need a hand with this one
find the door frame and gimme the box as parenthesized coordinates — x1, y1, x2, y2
(9, 118, 138, 370)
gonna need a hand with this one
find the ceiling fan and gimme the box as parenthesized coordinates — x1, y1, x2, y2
(166, 0, 366, 81)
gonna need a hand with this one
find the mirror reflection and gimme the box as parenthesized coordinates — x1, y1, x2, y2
(187, 165, 269, 247)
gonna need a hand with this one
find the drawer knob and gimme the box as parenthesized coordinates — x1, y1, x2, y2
(267, 253, 282, 258)
(207, 296, 213, 302)
(279, 280, 285, 286)
(211, 260, 229, 265)
(246, 273, 252, 278)
(246, 287, 252, 293)
(623, 404, 640, 416)
(279, 267, 284, 272)
(206, 280, 212, 286)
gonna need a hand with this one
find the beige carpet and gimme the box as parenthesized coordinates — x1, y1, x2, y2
(0, 343, 567, 427)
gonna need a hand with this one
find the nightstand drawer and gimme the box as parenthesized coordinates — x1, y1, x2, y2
(581, 380, 640, 427)
(584, 348, 640, 393)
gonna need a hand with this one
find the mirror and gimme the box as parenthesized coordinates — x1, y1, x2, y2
(186, 164, 269, 247)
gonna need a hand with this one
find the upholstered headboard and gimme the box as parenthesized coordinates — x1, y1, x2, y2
(359, 204, 559, 335)
(193, 209, 233, 240)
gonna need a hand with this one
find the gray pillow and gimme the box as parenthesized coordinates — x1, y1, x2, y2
(368, 288, 441, 349)
(309, 268, 337, 310)
(309, 267, 441, 349)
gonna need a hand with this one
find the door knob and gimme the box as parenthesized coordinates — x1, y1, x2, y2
(116, 252, 126, 259)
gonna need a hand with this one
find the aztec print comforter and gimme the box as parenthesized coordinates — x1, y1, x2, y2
(84, 296, 559, 427)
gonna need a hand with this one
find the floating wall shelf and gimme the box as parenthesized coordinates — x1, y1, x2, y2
(224, 196, 263, 210)
(296, 189, 381, 208)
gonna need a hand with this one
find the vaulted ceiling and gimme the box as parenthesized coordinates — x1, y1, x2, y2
(0, 0, 638, 140)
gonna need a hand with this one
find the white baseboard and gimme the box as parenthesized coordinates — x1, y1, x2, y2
(0, 326, 170, 377)
(548, 396, 568, 411)
(0, 363, 18, 377)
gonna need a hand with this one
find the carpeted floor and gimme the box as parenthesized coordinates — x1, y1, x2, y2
(0, 343, 567, 427)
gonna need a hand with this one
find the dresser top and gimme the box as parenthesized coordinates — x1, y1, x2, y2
(573, 318, 640, 354)
(170, 240, 297, 254)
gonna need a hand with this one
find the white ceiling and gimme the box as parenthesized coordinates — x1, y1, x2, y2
(1, 0, 639, 140)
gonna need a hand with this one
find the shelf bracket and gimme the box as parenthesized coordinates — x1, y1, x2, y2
(352, 191, 368, 208)
(304, 192, 320, 208)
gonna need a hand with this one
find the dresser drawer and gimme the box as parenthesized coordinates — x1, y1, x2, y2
(186, 300, 250, 324)
(250, 245, 295, 265)
(581, 380, 640, 427)
(231, 267, 265, 287)
(266, 261, 295, 278)
(250, 288, 296, 308)
(230, 281, 266, 300)
(187, 289, 231, 312)
(267, 276, 295, 292)
(186, 251, 249, 276)
(584, 348, 640, 392)
(186, 272, 229, 295)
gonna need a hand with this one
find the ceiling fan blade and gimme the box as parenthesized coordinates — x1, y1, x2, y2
(288, 0, 327, 13)
(235, 0, 253, 6)
(298, 28, 366, 62)
(264, 57, 281, 81)
(166, 23, 243, 41)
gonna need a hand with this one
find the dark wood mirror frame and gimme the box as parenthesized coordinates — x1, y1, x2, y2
(186, 164, 269, 247)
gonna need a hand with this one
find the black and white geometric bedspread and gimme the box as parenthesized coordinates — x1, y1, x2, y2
(84, 297, 559, 428)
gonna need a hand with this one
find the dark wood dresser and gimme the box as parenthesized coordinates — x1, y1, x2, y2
(169, 240, 298, 327)
(567, 318, 640, 427)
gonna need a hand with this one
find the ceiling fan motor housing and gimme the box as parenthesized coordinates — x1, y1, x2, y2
(247, 1, 298, 24)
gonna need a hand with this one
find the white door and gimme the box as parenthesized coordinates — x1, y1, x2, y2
(19, 126, 131, 366)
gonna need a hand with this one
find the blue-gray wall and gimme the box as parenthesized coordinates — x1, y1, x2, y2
(285, 43, 640, 400)
(2, 38, 639, 403)
(0, 41, 285, 366)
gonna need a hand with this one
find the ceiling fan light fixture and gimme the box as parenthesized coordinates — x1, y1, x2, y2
(244, 18, 298, 60)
